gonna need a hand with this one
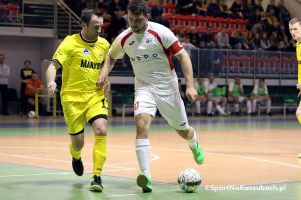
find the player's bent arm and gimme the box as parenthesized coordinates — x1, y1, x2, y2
(46, 61, 58, 97)
(97, 55, 117, 87)
(175, 50, 194, 89)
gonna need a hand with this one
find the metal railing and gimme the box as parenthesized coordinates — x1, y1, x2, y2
(109, 48, 297, 83)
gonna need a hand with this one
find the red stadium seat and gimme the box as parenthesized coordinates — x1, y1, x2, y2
(185, 15, 196, 27)
(164, 3, 176, 14)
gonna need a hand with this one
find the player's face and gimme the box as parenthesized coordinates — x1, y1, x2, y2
(289, 22, 301, 42)
(128, 10, 148, 34)
(83, 15, 103, 40)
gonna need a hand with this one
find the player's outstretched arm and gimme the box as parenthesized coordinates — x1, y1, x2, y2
(175, 50, 197, 102)
(97, 55, 116, 88)
(46, 61, 58, 98)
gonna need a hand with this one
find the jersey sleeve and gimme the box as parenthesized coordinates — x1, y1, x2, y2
(160, 27, 184, 55)
(108, 36, 125, 60)
(52, 36, 73, 68)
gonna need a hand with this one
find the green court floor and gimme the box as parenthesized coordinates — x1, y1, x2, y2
(0, 116, 301, 200)
(0, 163, 299, 200)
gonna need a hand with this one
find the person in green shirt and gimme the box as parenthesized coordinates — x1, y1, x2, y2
(228, 76, 251, 115)
(251, 78, 272, 115)
(205, 74, 228, 116)
(195, 77, 212, 115)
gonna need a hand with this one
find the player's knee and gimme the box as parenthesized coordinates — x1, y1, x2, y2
(73, 142, 84, 151)
(94, 125, 107, 136)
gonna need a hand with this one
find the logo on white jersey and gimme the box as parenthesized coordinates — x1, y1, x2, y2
(82, 48, 89, 56)
(129, 41, 135, 45)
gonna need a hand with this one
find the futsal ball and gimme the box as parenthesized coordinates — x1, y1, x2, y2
(28, 111, 36, 118)
(177, 168, 201, 193)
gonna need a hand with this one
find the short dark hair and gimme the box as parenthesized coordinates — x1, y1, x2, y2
(24, 60, 31, 65)
(128, 0, 148, 16)
(80, 9, 102, 25)
(289, 17, 301, 26)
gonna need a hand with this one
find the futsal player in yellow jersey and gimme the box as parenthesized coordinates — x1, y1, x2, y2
(289, 17, 301, 158)
(46, 9, 110, 191)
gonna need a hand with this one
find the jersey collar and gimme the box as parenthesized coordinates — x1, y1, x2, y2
(79, 32, 98, 43)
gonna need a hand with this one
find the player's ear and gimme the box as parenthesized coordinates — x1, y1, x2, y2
(146, 13, 150, 20)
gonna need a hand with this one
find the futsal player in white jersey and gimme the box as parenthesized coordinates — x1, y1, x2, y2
(97, 0, 204, 193)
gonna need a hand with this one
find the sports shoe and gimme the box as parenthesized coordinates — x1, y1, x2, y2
(190, 143, 204, 165)
(90, 175, 103, 192)
(136, 171, 152, 193)
(72, 157, 84, 176)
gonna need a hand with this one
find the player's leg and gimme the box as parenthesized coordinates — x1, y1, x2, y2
(295, 104, 301, 158)
(157, 93, 204, 165)
(62, 101, 85, 176)
(86, 95, 109, 192)
(264, 96, 272, 115)
(241, 96, 252, 114)
(251, 97, 257, 115)
(134, 90, 156, 192)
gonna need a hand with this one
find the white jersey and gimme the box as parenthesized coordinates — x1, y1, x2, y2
(109, 21, 185, 95)
(204, 81, 217, 95)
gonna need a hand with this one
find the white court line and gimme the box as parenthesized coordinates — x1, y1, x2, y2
(0, 172, 73, 178)
(151, 147, 301, 169)
(105, 194, 137, 198)
(0, 146, 160, 165)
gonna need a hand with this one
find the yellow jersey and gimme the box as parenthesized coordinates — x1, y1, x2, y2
(52, 33, 110, 102)
(297, 41, 301, 83)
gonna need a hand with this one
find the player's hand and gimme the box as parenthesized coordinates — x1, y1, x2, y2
(186, 87, 198, 102)
(96, 75, 107, 88)
(297, 83, 301, 90)
(47, 81, 57, 98)
(298, 91, 301, 97)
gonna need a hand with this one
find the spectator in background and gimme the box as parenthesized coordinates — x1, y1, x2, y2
(199, 27, 213, 48)
(255, 0, 264, 13)
(195, 77, 212, 116)
(175, 0, 193, 15)
(205, 74, 228, 116)
(242, 0, 255, 23)
(25, 72, 45, 115)
(277, 0, 290, 25)
(219, 0, 232, 18)
(20, 60, 35, 115)
(230, 0, 243, 18)
(0, 54, 10, 115)
(251, 78, 271, 115)
(266, 0, 279, 21)
(106, 8, 127, 43)
(207, 0, 221, 17)
(260, 32, 271, 50)
(228, 76, 251, 115)
(150, 0, 163, 22)
(216, 27, 231, 49)
(195, 0, 207, 16)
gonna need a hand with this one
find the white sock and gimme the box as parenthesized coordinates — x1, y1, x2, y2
(195, 101, 201, 114)
(266, 100, 271, 113)
(234, 104, 239, 112)
(216, 105, 225, 114)
(207, 101, 212, 114)
(252, 99, 257, 112)
(247, 100, 251, 114)
(188, 131, 197, 149)
(136, 139, 151, 177)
